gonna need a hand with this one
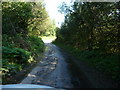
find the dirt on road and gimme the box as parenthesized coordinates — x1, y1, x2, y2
(21, 43, 118, 88)
(21, 43, 73, 88)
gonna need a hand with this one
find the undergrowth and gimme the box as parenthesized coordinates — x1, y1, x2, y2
(53, 41, 120, 83)
(2, 34, 45, 84)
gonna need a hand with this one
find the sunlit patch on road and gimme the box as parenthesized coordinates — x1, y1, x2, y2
(42, 36, 56, 43)
(21, 43, 73, 88)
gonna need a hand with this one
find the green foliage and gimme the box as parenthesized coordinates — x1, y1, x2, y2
(55, 2, 120, 82)
(2, 34, 45, 84)
(54, 42, 120, 82)
(2, 2, 32, 35)
(57, 2, 120, 53)
(2, 60, 22, 75)
(2, 2, 56, 37)
(27, 36, 45, 54)
(3, 46, 31, 64)
(2, 46, 31, 82)
(78, 51, 119, 82)
(2, 2, 51, 84)
(2, 35, 15, 48)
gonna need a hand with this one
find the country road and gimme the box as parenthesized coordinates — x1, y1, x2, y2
(21, 43, 75, 88)
(21, 43, 118, 88)
(3, 1, 119, 89)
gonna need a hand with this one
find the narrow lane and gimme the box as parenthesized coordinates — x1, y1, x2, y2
(21, 43, 75, 88)
(6, 43, 118, 88)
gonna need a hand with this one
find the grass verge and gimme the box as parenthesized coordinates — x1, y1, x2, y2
(53, 41, 119, 83)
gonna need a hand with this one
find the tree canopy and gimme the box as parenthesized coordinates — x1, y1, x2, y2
(2, 2, 56, 37)
(2, 1, 56, 84)
(54, 2, 120, 82)
(57, 2, 120, 54)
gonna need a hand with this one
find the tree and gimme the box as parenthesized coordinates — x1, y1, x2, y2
(56, 2, 120, 54)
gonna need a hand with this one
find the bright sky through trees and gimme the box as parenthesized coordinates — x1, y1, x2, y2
(44, 0, 72, 27)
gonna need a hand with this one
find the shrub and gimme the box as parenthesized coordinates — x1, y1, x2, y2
(27, 36, 44, 54)
(2, 46, 31, 78)
(2, 46, 31, 64)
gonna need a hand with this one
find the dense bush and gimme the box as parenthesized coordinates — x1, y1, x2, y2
(2, 34, 44, 78)
(54, 42, 120, 82)
(57, 2, 120, 54)
(2, 32, 45, 84)
(2, 46, 31, 64)
(2, 46, 31, 81)
(2, 2, 56, 37)
(55, 2, 120, 82)
(27, 36, 45, 54)
(2, 1, 53, 84)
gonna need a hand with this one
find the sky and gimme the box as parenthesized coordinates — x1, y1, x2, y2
(44, 0, 72, 27)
